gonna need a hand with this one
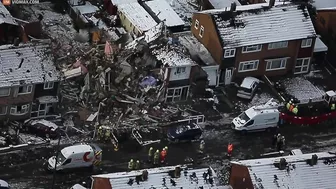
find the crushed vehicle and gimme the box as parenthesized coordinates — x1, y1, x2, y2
(22, 119, 61, 139)
(237, 77, 260, 100)
(167, 123, 203, 143)
(0, 179, 9, 189)
(47, 143, 102, 171)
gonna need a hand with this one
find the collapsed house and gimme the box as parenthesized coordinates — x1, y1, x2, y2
(0, 43, 61, 121)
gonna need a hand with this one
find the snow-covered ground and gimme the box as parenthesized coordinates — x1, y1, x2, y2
(165, 0, 199, 25)
(281, 77, 325, 102)
(235, 92, 278, 111)
(20, 2, 90, 58)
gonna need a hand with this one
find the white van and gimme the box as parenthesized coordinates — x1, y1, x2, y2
(237, 77, 260, 100)
(231, 99, 279, 133)
(0, 180, 9, 189)
(47, 143, 102, 171)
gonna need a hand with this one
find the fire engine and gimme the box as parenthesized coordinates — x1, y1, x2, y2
(232, 90, 336, 133)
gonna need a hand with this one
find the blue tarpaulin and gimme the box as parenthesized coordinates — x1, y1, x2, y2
(140, 76, 157, 88)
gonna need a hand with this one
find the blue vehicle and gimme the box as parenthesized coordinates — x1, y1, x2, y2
(167, 123, 202, 143)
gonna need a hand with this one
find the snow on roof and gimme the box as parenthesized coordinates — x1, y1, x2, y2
(231, 152, 336, 189)
(281, 77, 325, 102)
(314, 37, 328, 52)
(152, 45, 196, 67)
(202, 3, 316, 48)
(208, 0, 241, 9)
(118, 2, 157, 32)
(165, 0, 198, 26)
(61, 144, 92, 157)
(145, 0, 185, 27)
(92, 165, 224, 189)
(0, 44, 60, 88)
(111, 0, 137, 6)
(72, 2, 99, 15)
(30, 119, 58, 130)
(313, 0, 336, 10)
(0, 2, 18, 25)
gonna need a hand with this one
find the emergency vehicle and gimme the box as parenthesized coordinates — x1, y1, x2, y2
(232, 89, 336, 133)
(47, 143, 102, 171)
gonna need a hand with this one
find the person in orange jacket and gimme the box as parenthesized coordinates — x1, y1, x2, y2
(160, 148, 167, 164)
(227, 143, 233, 157)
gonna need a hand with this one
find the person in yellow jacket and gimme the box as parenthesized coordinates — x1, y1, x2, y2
(292, 106, 298, 115)
(331, 104, 335, 111)
(153, 150, 160, 165)
(135, 160, 140, 170)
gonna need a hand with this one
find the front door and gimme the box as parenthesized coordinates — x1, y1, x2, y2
(224, 68, 233, 85)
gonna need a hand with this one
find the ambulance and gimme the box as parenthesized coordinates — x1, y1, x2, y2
(47, 143, 102, 171)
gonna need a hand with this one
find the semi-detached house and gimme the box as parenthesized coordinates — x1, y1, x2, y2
(0, 44, 61, 121)
(191, 1, 316, 82)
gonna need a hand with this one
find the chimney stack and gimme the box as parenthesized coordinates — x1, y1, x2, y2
(269, 0, 275, 7)
(230, 2, 236, 12)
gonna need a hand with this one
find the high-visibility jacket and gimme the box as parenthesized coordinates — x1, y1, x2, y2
(105, 130, 111, 137)
(286, 103, 291, 110)
(227, 144, 233, 154)
(135, 161, 140, 169)
(331, 104, 335, 111)
(148, 148, 154, 156)
(128, 161, 134, 169)
(154, 151, 160, 159)
(292, 107, 298, 115)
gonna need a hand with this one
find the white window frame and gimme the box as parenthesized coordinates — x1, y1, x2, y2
(44, 82, 54, 90)
(0, 88, 10, 97)
(166, 87, 183, 102)
(242, 45, 262, 53)
(238, 60, 259, 73)
(224, 49, 236, 58)
(295, 58, 310, 74)
(10, 104, 30, 115)
(301, 38, 312, 48)
(265, 58, 287, 71)
(194, 19, 199, 29)
(176, 67, 186, 74)
(268, 41, 288, 49)
(199, 26, 204, 38)
(18, 85, 33, 95)
(0, 106, 7, 115)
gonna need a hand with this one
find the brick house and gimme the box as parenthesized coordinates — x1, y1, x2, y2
(0, 44, 61, 121)
(191, 1, 316, 83)
(198, 0, 241, 10)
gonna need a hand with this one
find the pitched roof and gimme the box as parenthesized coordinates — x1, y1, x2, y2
(118, 2, 157, 33)
(200, 3, 316, 49)
(313, 0, 336, 10)
(231, 152, 336, 189)
(144, 0, 185, 27)
(152, 44, 196, 67)
(111, 0, 137, 6)
(208, 0, 241, 9)
(0, 2, 18, 25)
(92, 165, 230, 189)
(0, 44, 60, 87)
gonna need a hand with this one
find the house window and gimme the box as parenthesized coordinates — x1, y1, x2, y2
(238, 60, 259, 72)
(224, 49, 236, 58)
(295, 58, 310, 74)
(266, 58, 287, 71)
(176, 67, 186, 74)
(194, 19, 199, 29)
(18, 85, 33, 94)
(0, 106, 7, 115)
(0, 88, 10, 97)
(242, 45, 262, 53)
(166, 87, 188, 102)
(301, 39, 312, 48)
(268, 41, 288, 49)
(10, 104, 30, 115)
(199, 26, 204, 38)
(44, 82, 54, 90)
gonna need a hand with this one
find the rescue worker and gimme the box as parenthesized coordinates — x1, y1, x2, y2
(276, 134, 283, 151)
(292, 105, 298, 115)
(128, 159, 134, 171)
(227, 143, 233, 157)
(199, 140, 205, 154)
(97, 127, 103, 140)
(331, 103, 335, 111)
(281, 136, 286, 148)
(164, 146, 168, 153)
(105, 129, 111, 141)
(160, 148, 167, 164)
(135, 160, 140, 170)
(153, 150, 160, 165)
(148, 147, 154, 162)
(286, 100, 291, 110)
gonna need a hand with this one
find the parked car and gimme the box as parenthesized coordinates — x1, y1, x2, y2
(22, 119, 60, 139)
(167, 123, 202, 143)
(237, 77, 260, 100)
(0, 179, 9, 189)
